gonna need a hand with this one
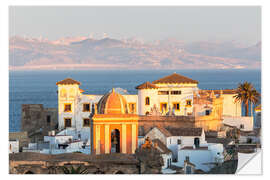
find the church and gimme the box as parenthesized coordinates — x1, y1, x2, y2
(55, 73, 243, 154)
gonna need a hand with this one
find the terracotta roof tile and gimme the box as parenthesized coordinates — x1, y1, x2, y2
(56, 78, 81, 85)
(136, 81, 158, 89)
(152, 73, 198, 84)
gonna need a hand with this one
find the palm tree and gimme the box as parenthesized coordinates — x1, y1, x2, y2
(61, 165, 88, 174)
(234, 81, 260, 116)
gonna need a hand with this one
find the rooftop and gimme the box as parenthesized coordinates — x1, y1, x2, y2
(56, 78, 81, 85)
(181, 146, 208, 150)
(152, 139, 172, 154)
(136, 81, 158, 90)
(152, 73, 198, 84)
(166, 127, 203, 137)
(146, 126, 203, 137)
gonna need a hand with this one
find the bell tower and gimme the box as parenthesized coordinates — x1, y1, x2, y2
(56, 78, 81, 130)
(92, 89, 139, 154)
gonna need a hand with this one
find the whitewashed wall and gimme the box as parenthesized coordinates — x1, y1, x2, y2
(177, 150, 213, 172)
(223, 116, 254, 131)
(222, 94, 242, 116)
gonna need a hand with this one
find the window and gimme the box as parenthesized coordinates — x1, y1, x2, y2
(64, 104, 72, 112)
(186, 100, 192, 106)
(145, 97, 150, 105)
(171, 91, 181, 95)
(186, 166, 192, 174)
(83, 118, 90, 127)
(240, 124, 244, 129)
(83, 103, 91, 112)
(205, 110, 210, 116)
(64, 118, 72, 128)
(145, 111, 150, 115)
(129, 103, 136, 114)
(158, 91, 169, 95)
(177, 139, 182, 144)
(169, 138, 171, 144)
(160, 103, 168, 112)
(173, 102, 180, 111)
(46, 115, 51, 124)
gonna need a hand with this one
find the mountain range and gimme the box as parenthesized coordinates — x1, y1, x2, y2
(9, 36, 261, 70)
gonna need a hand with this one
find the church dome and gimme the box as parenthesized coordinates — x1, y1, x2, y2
(97, 88, 128, 114)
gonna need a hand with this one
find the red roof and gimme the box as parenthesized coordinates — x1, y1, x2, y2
(136, 81, 158, 90)
(56, 78, 81, 85)
(152, 73, 198, 84)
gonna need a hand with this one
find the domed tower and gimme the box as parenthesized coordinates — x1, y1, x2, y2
(97, 88, 128, 114)
(92, 88, 139, 155)
(136, 81, 158, 115)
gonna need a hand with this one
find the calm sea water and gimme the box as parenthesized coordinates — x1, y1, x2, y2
(9, 69, 261, 132)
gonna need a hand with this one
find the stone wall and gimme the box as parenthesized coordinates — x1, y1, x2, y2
(9, 151, 162, 174)
(9, 132, 30, 150)
(21, 104, 58, 142)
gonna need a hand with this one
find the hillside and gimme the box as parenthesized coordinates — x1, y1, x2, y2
(9, 36, 261, 70)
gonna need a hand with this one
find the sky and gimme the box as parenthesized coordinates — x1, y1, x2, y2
(9, 6, 261, 44)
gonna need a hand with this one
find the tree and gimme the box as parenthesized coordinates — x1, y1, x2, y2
(234, 81, 260, 116)
(61, 165, 88, 174)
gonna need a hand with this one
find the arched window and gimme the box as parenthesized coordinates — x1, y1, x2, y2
(145, 97, 150, 105)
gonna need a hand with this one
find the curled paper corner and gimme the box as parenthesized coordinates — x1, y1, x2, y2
(236, 149, 262, 175)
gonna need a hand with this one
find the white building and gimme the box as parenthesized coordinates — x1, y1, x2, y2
(51, 73, 245, 155)
(56, 73, 243, 132)
(143, 126, 224, 172)
(56, 73, 201, 132)
(177, 143, 224, 172)
(145, 126, 207, 161)
(223, 116, 254, 132)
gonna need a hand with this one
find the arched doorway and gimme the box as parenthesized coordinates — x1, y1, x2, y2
(111, 129, 120, 153)
(114, 170, 124, 174)
(24, 170, 34, 174)
(194, 138, 200, 148)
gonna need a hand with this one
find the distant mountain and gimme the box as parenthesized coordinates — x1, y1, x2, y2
(9, 36, 261, 70)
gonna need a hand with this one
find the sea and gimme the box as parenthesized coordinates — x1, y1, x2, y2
(9, 69, 261, 132)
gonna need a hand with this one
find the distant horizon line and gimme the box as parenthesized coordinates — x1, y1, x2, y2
(9, 34, 261, 45)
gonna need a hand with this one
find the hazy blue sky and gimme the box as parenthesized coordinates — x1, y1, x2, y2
(9, 6, 261, 44)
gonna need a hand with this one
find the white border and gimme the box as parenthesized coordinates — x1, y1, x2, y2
(1, 0, 269, 179)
